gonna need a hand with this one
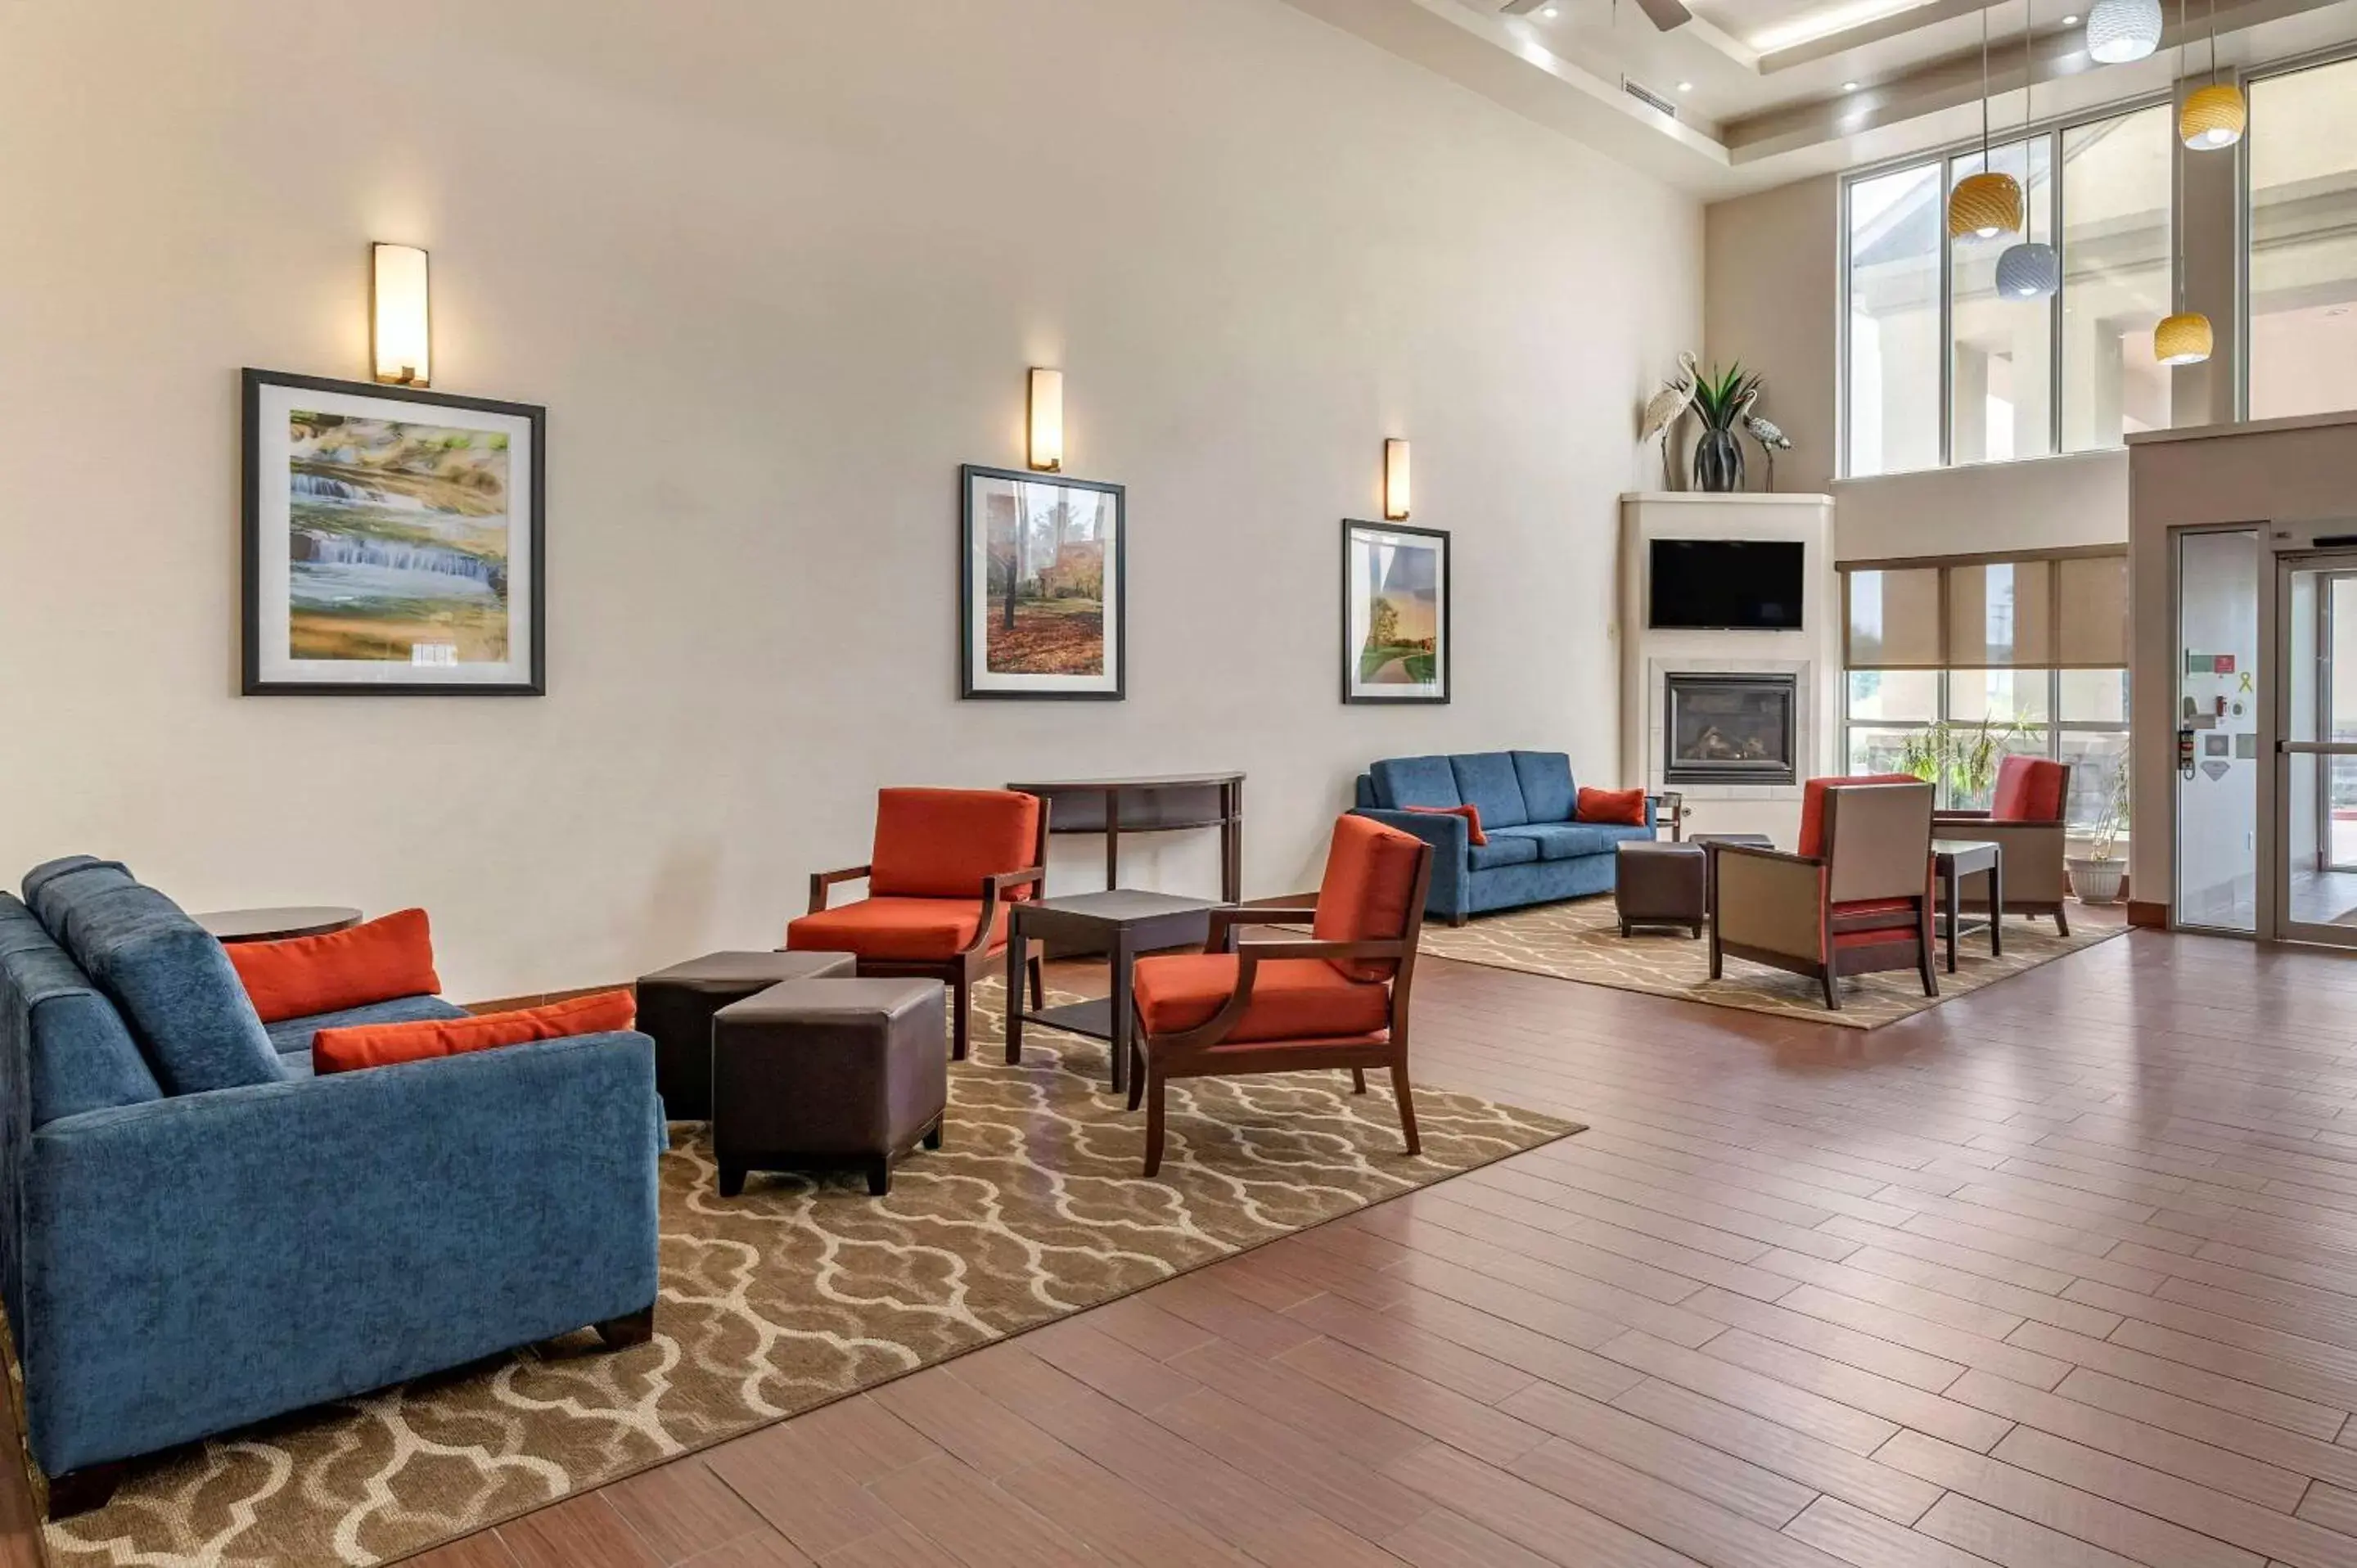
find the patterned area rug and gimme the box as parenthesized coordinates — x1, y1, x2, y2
(1418, 895, 2128, 1030)
(36, 980, 1575, 1567)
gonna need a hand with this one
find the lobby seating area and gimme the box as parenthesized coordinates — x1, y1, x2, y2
(11, 2, 2357, 1566)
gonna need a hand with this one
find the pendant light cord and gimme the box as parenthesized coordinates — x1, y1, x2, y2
(1981, 6, 1992, 158)
(2175, 0, 2188, 313)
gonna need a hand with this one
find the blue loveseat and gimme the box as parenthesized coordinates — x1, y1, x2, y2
(0, 856, 662, 1515)
(1352, 751, 1657, 924)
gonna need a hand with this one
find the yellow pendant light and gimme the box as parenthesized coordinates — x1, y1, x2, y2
(2179, 2, 2244, 149)
(2154, 1, 2213, 366)
(1947, 8, 2021, 241)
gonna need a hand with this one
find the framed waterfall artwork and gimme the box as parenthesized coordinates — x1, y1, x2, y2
(959, 463, 1125, 700)
(1341, 519, 1449, 705)
(241, 369, 546, 696)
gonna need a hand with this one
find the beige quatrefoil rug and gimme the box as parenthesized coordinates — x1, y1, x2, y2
(34, 978, 1575, 1567)
(1417, 894, 2128, 1030)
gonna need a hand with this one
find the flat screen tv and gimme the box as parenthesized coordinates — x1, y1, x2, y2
(1648, 538, 1805, 631)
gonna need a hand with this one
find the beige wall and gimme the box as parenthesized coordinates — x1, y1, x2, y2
(1834, 451, 2129, 562)
(0, 0, 1700, 999)
(1703, 176, 1839, 499)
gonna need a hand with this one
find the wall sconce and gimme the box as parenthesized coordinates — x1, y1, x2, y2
(1383, 439, 1412, 521)
(1027, 367, 1064, 472)
(371, 243, 431, 387)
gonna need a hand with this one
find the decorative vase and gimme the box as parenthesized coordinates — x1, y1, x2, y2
(1693, 429, 1745, 493)
(2066, 856, 2125, 906)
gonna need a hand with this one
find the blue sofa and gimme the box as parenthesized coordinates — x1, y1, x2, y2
(1352, 751, 1657, 924)
(0, 856, 662, 1515)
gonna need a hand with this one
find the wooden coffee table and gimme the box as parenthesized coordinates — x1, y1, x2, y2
(195, 906, 363, 944)
(1005, 890, 1216, 1094)
(1931, 839, 2004, 973)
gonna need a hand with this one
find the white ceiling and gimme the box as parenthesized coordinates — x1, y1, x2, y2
(1281, 0, 2357, 196)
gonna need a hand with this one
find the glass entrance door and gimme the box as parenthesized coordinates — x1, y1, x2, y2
(2177, 530, 2260, 932)
(2276, 555, 2357, 944)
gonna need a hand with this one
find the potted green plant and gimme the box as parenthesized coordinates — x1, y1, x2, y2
(2066, 760, 2130, 905)
(1688, 363, 1762, 493)
(1897, 714, 2034, 804)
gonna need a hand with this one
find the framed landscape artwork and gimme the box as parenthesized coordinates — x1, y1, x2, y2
(960, 464, 1125, 700)
(241, 369, 545, 696)
(1342, 519, 1449, 704)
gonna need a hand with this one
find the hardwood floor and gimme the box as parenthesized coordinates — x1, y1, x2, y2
(28, 922, 2357, 1567)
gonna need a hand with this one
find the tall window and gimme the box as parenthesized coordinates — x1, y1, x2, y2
(2248, 56, 2357, 421)
(1842, 551, 2129, 827)
(1841, 104, 2172, 475)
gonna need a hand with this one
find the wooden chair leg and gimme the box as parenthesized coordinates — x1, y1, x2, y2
(1142, 1069, 1169, 1177)
(1821, 969, 1841, 1010)
(1350, 1066, 1368, 1095)
(2053, 903, 2070, 937)
(949, 972, 970, 1061)
(1708, 926, 1724, 980)
(1127, 1046, 1146, 1111)
(1390, 1060, 1420, 1157)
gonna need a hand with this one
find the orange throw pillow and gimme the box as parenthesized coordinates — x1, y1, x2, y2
(1576, 787, 1648, 827)
(313, 989, 637, 1075)
(228, 908, 441, 1025)
(1403, 803, 1487, 845)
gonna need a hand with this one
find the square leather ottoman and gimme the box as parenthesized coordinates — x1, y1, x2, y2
(1615, 840, 1706, 938)
(712, 977, 947, 1196)
(636, 950, 854, 1120)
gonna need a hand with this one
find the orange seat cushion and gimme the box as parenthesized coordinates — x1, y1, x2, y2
(314, 989, 636, 1075)
(1312, 814, 1427, 982)
(1990, 755, 2067, 822)
(869, 788, 1041, 900)
(1575, 786, 1648, 827)
(1132, 953, 1392, 1043)
(787, 897, 1008, 962)
(1798, 774, 1921, 858)
(228, 908, 441, 1025)
(1404, 803, 1486, 845)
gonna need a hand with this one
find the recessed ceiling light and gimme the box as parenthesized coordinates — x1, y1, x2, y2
(1678, 81, 1694, 92)
(1540, 4, 1558, 15)
(2062, 13, 2080, 23)
(1842, 80, 1860, 91)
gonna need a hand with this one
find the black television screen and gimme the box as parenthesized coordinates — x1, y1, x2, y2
(1648, 538, 1805, 631)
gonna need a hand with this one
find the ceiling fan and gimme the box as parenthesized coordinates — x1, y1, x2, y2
(1499, 0, 1692, 27)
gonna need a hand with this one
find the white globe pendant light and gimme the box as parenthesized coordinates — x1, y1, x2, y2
(1996, 4, 2060, 301)
(1998, 242, 2062, 299)
(2087, 0, 2162, 62)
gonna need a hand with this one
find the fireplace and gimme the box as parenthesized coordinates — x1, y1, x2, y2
(1663, 673, 1798, 786)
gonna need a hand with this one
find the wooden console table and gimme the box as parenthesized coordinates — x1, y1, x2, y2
(1005, 773, 1245, 902)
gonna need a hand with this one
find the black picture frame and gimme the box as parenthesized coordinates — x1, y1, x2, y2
(958, 463, 1127, 701)
(1341, 518, 1451, 705)
(241, 368, 548, 696)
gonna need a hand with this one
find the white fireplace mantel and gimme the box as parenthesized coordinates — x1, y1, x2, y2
(1616, 493, 1840, 845)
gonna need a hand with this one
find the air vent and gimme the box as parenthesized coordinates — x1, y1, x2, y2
(1623, 78, 1679, 119)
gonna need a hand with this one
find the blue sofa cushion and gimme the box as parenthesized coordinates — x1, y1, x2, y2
(23, 856, 137, 942)
(1489, 822, 1650, 860)
(1449, 754, 1530, 828)
(1369, 756, 1461, 810)
(1467, 836, 1540, 871)
(268, 994, 471, 1072)
(0, 895, 163, 1126)
(1511, 752, 1578, 825)
(36, 863, 284, 1097)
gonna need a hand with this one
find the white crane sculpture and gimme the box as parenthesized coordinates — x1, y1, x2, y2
(1638, 352, 1701, 489)
(1741, 401, 1792, 493)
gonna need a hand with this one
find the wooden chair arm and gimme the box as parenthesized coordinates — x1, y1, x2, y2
(1706, 842, 1823, 870)
(1155, 936, 1401, 1052)
(808, 864, 872, 915)
(1932, 809, 1993, 822)
(956, 866, 1047, 957)
(1206, 905, 1319, 950)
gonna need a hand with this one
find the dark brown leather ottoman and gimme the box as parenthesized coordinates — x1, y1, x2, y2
(1616, 840, 1706, 938)
(712, 978, 947, 1196)
(636, 950, 855, 1120)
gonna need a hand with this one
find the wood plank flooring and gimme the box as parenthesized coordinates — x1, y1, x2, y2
(29, 921, 2357, 1568)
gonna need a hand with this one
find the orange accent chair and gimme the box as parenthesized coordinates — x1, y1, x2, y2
(1126, 815, 1434, 1177)
(1706, 775, 1937, 1011)
(788, 788, 1048, 1060)
(1935, 755, 2073, 935)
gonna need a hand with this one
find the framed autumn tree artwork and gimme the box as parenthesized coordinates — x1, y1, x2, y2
(1342, 519, 1449, 705)
(959, 465, 1125, 700)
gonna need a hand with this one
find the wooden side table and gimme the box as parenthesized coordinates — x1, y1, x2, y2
(1004, 774, 1245, 903)
(195, 906, 363, 944)
(1931, 839, 2004, 973)
(1004, 890, 1215, 1095)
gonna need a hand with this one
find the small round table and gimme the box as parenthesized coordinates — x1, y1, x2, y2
(194, 906, 363, 944)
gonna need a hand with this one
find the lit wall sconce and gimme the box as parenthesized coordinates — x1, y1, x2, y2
(1383, 439, 1412, 521)
(371, 243, 431, 386)
(1027, 367, 1064, 472)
